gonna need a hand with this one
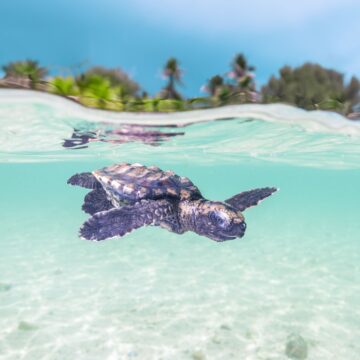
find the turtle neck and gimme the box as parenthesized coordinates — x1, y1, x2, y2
(178, 199, 204, 232)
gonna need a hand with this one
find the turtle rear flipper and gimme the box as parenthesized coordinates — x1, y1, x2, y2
(225, 187, 278, 211)
(82, 188, 114, 215)
(67, 172, 99, 189)
(80, 199, 174, 241)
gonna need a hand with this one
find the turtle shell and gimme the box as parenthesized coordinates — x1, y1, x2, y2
(93, 163, 202, 205)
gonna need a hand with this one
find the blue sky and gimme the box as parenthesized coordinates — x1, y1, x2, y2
(1, 0, 359, 96)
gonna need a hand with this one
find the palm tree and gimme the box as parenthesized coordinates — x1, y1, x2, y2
(50, 77, 79, 96)
(2, 60, 48, 89)
(230, 54, 256, 91)
(205, 75, 224, 96)
(159, 58, 182, 100)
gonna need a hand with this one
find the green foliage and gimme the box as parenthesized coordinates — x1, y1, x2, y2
(157, 99, 185, 112)
(80, 75, 119, 109)
(187, 97, 211, 108)
(215, 85, 232, 105)
(76, 66, 140, 97)
(49, 76, 79, 96)
(2, 59, 47, 89)
(346, 76, 360, 108)
(261, 63, 360, 114)
(1, 56, 359, 117)
(124, 98, 145, 112)
(142, 98, 160, 112)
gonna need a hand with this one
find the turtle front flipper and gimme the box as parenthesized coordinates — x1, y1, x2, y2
(67, 172, 99, 189)
(225, 187, 278, 211)
(80, 199, 175, 241)
(82, 188, 114, 215)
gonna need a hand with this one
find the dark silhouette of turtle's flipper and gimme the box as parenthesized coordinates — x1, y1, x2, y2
(225, 187, 278, 211)
(80, 199, 175, 241)
(82, 188, 114, 215)
(67, 172, 99, 189)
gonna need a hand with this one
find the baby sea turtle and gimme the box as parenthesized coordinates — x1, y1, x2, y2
(68, 163, 277, 242)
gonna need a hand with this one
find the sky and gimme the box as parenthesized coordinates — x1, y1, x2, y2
(0, 0, 359, 96)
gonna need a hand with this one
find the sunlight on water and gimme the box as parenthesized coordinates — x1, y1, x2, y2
(0, 95, 359, 359)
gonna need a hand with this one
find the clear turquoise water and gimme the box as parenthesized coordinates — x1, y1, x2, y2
(1, 99, 360, 359)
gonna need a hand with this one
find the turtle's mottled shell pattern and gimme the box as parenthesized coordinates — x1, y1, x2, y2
(93, 163, 202, 205)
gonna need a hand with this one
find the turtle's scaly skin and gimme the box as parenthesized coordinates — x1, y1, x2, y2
(82, 188, 113, 215)
(68, 163, 277, 242)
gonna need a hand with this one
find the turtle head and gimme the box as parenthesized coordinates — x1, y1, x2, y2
(194, 201, 246, 242)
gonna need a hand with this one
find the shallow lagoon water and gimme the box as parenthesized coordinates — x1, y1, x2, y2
(0, 92, 360, 359)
